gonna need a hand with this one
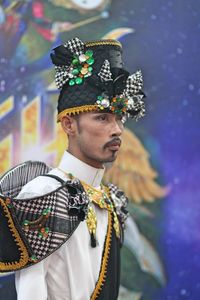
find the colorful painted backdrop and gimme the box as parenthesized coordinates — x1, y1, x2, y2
(0, 0, 199, 299)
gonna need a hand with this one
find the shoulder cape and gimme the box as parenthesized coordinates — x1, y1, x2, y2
(0, 161, 128, 273)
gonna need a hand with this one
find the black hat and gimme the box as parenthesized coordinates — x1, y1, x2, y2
(50, 37, 145, 122)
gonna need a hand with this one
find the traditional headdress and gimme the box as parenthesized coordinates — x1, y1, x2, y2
(50, 37, 146, 122)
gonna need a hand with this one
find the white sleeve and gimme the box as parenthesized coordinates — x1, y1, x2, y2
(15, 259, 50, 300)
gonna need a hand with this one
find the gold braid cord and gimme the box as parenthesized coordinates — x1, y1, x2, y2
(57, 105, 99, 122)
(85, 39, 122, 48)
(90, 211, 113, 300)
(0, 198, 29, 271)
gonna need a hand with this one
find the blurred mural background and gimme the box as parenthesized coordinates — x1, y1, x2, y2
(0, 0, 199, 299)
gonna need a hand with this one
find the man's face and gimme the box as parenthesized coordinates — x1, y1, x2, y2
(72, 112, 124, 168)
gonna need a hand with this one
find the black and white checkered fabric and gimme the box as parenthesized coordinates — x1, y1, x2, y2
(98, 60, 113, 82)
(55, 65, 71, 89)
(0, 161, 88, 262)
(125, 69, 143, 96)
(64, 37, 85, 57)
(54, 38, 85, 89)
(108, 183, 129, 229)
(0, 161, 50, 198)
(12, 185, 80, 259)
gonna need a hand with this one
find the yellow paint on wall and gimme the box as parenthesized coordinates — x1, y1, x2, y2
(21, 96, 40, 149)
(0, 135, 12, 175)
(0, 96, 14, 119)
(45, 112, 67, 166)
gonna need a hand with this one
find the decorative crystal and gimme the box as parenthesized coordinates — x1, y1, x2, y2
(72, 58, 79, 65)
(81, 67, 88, 75)
(85, 50, 93, 57)
(72, 68, 79, 75)
(23, 220, 29, 225)
(79, 54, 87, 62)
(30, 255, 37, 261)
(45, 227, 49, 233)
(86, 57, 94, 65)
(75, 77, 83, 84)
(69, 79, 75, 86)
(101, 99, 110, 108)
(84, 72, 92, 78)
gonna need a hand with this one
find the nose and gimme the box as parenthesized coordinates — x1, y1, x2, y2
(111, 117, 123, 137)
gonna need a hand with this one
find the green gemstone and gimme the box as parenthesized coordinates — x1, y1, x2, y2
(31, 255, 37, 261)
(88, 66, 93, 72)
(84, 72, 91, 78)
(75, 77, 83, 85)
(85, 50, 93, 57)
(86, 57, 94, 65)
(72, 68, 79, 75)
(23, 220, 29, 225)
(97, 95, 103, 100)
(45, 227, 49, 233)
(72, 58, 79, 65)
(42, 208, 49, 215)
(69, 79, 75, 86)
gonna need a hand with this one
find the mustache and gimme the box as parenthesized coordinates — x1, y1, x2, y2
(103, 137, 122, 149)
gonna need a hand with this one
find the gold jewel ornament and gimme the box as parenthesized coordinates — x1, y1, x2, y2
(57, 169, 120, 243)
(81, 182, 120, 240)
(86, 206, 97, 247)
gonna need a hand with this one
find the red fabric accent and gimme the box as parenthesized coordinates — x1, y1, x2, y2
(31, 23, 54, 41)
(32, 1, 44, 18)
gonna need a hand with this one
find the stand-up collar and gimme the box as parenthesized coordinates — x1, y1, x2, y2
(58, 151, 105, 188)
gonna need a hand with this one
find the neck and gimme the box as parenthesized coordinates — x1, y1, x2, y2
(58, 151, 105, 188)
(67, 147, 104, 169)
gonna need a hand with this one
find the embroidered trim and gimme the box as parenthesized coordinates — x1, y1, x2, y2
(0, 197, 29, 271)
(90, 211, 113, 300)
(85, 40, 122, 48)
(57, 105, 99, 122)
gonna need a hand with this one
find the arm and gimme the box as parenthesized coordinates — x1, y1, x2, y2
(15, 260, 49, 300)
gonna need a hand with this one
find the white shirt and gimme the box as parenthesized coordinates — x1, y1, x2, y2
(15, 151, 108, 300)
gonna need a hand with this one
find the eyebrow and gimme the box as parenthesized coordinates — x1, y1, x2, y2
(92, 112, 110, 115)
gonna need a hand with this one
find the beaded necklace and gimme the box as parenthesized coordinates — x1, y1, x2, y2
(58, 168, 120, 246)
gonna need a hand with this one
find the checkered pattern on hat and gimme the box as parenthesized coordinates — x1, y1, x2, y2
(98, 60, 113, 82)
(55, 65, 71, 89)
(125, 70, 143, 96)
(64, 37, 84, 57)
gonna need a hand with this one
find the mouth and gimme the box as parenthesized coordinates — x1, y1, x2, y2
(107, 144, 120, 151)
(105, 138, 121, 151)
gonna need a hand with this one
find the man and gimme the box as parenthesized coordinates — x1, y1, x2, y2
(0, 37, 145, 300)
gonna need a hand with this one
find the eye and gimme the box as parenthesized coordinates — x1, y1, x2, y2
(96, 114, 108, 121)
(116, 115, 125, 125)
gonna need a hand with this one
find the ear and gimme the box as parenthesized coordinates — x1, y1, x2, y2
(61, 115, 76, 136)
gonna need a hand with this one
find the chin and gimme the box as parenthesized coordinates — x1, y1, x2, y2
(104, 154, 118, 163)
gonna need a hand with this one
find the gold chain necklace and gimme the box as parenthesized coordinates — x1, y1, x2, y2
(58, 168, 120, 242)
